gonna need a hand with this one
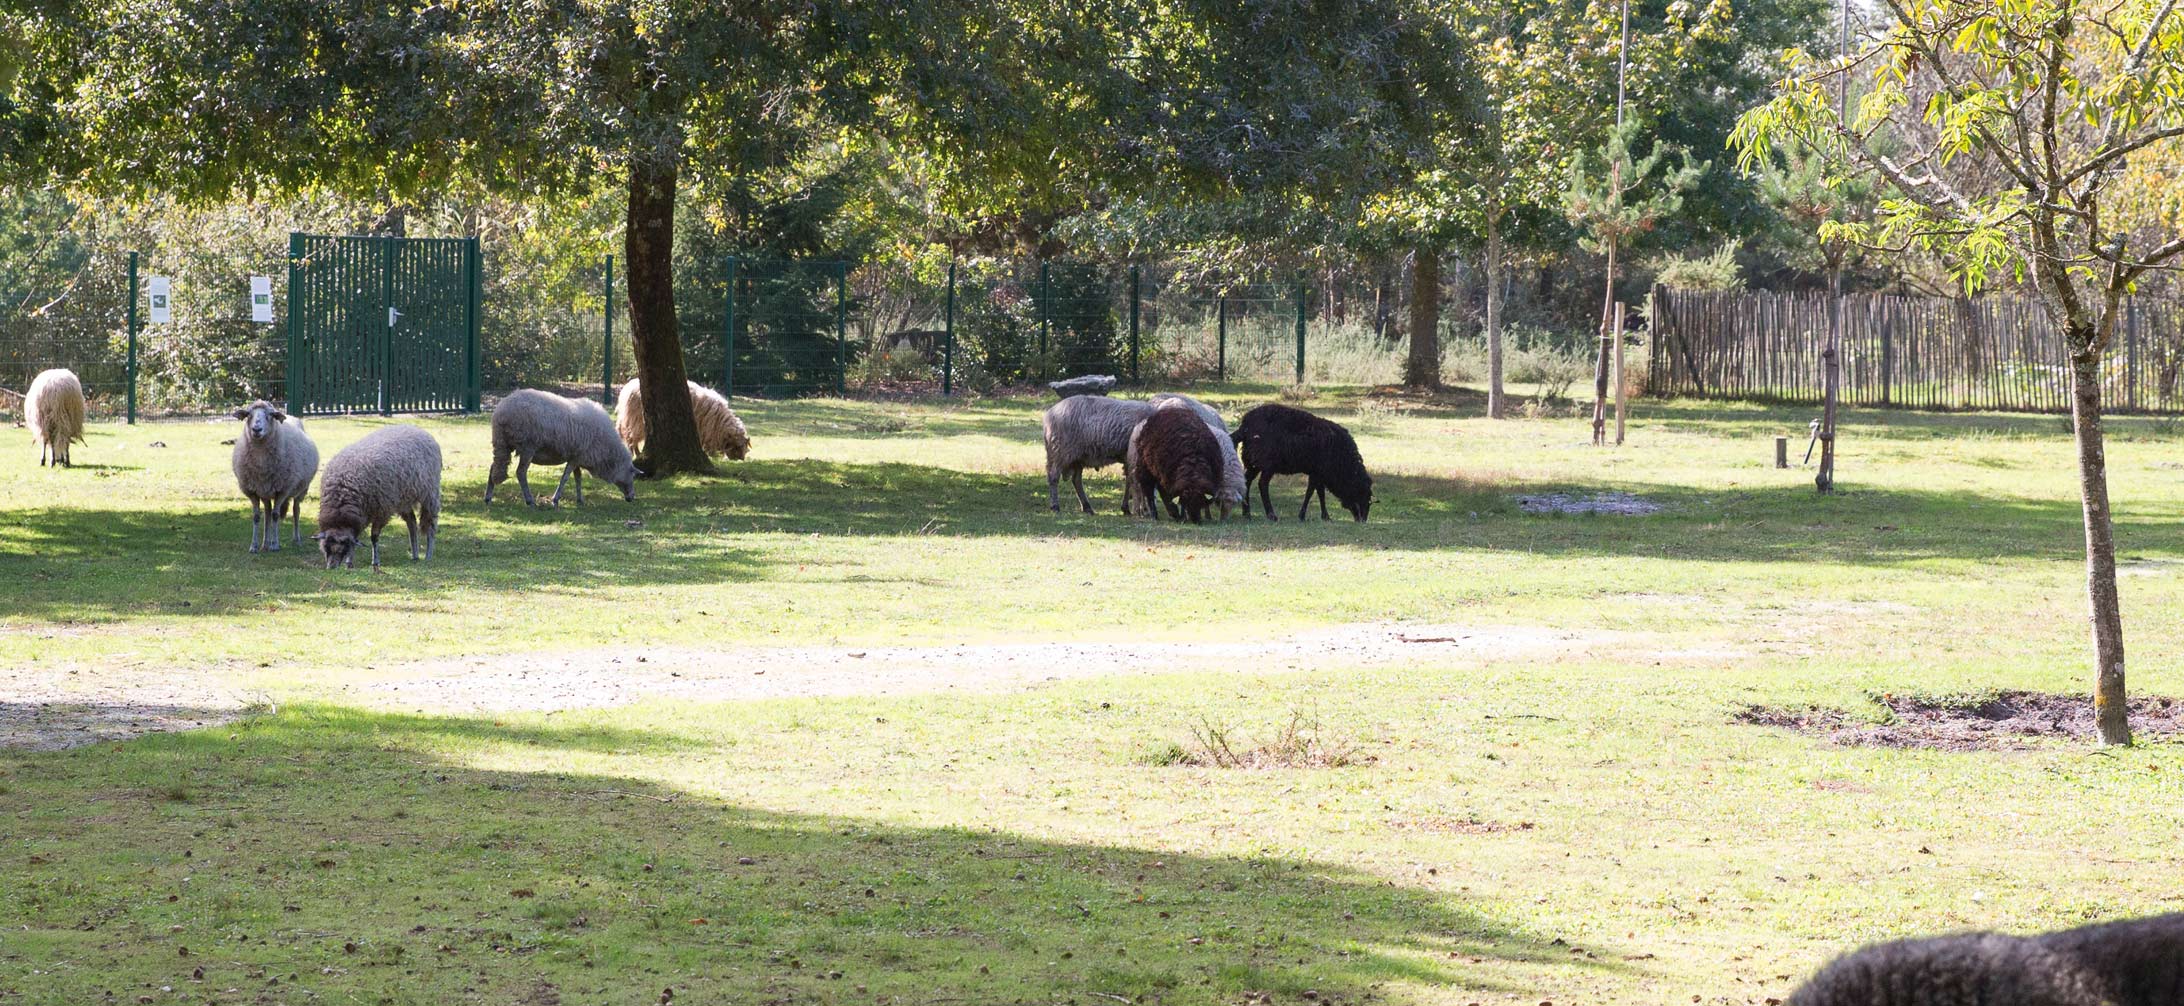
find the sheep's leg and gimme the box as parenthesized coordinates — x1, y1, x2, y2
(1317, 484, 1331, 521)
(515, 454, 536, 507)
(1072, 466, 1095, 515)
(550, 464, 573, 509)
(368, 518, 386, 568)
(265, 497, 282, 551)
(573, 467, 584, 505)
(290, 497, 305, 546)
(1046, 463, 1062, 513)
(248, 496, 263, 553)
(1298, 476, 1317, 521)
(1239, 467, 1254, 516)
(1258, 472, 1277, 521)
(402, 510, 420, 560)
(423, 502, 438, 560)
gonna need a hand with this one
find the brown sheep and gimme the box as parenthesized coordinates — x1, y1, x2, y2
(1129, 407, 1224, 525)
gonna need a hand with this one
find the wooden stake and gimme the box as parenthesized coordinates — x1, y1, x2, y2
(1776, 436, 1789, 468)
(1613, 302, 1628, 446)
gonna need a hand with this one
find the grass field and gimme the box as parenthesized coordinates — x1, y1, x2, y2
(4, 385, 2183, 1005)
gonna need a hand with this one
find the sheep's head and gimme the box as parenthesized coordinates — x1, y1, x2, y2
(1335, 473, 1375, 522)
(233, 401, 287, 442)
(320, 528, 359, 569)
(610, 456, 642, 501)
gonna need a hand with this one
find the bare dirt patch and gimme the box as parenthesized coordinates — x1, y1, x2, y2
(1737, 691, 2184, 750)
(0, 663, 254, 751)
(1514, 492, 1663, 516)
(1387, 815, 1537, 835)
(345, 623, 1618, 715)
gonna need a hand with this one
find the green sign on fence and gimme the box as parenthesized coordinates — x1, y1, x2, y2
(286, 233, 481, 416)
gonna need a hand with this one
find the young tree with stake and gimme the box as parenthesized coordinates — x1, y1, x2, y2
(1734, 0, 2184, 744)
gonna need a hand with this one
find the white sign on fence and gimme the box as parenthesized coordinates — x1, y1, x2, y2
(148, 276, 172, 324)
(250, 275, 273, 323)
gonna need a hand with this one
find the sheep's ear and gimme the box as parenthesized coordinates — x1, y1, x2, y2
(269, 408, 287, 421)
(232, 408, 250, 420)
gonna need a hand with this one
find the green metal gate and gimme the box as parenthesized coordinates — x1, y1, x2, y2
(724, 258, 849, 397)
(286, 233, 481, 415)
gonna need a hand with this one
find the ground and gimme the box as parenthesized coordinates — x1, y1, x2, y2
(2, 385, 2181, 1006)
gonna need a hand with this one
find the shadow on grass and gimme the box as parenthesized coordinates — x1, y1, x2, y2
(1, 705, 1619, 1003)
(2, 447, 2174, 624)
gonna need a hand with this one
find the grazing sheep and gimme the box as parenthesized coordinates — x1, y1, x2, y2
(1233, 403, 1374, 522)
(614, 379, 750, 461)
(1134, 393, 1245, 519)
(487, 389, 641, 507)
(317, 425, 442, 570)
(1042, 394, 1155, 514)
(1787, 914, 2184, 1006)
(230, 400, 320, 553)
(26, 368, 86, 468)
(1131, 406, 1225, 524)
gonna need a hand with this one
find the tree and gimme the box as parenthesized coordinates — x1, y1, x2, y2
(1752, 140, 1874, 492)
(1565, 119, 1703, 445)
(1735, 0, 2184, 745)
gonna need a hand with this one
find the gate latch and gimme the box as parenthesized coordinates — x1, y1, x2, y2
(388, 307, 402, 328)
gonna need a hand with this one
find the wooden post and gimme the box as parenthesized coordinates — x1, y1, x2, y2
(1776, 436, 1789, 469)
(1613, 301, 1628, 446)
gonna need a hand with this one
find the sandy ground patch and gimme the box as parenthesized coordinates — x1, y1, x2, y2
(344, 623, 1617, 714)
(0, 663, 255, 752)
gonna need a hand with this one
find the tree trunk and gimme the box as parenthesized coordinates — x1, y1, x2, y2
(1406, 247, 1440, 388)
(1485, 206, 1507, 419)
(1591, 235, 1618, 445)
(2068, 341, 2132, 745)
(1816, 264, 1842, 492)
(624, 154, 713, 476)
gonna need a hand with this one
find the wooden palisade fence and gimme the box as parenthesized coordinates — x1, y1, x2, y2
(1649, 286, 2184, 413)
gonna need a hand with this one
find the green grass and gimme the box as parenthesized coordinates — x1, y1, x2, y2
(5, 385, 2184, 1004)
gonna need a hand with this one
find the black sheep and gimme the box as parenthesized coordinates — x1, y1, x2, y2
(1131, 407, 1224, 524)
(1232, 403, 1373, 521)
(1787, 914, 2184, 1006)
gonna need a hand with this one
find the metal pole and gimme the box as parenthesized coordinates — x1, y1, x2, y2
(835, 261, 848, 396)
(602, 255, 614, 406)
(466, 237, 482, 413)
(1039, 260, 1051, 374)
(1293, 280, 1307, 385)
(1128, 264, 1140, 383)
(1216, 295, 1227, 381)
(125, 251, 139, 424)
(381, 237, 395, 416)
(723, 256, 737, 400)
(286, 234, 301, 414)
(943, 260, 956, 396)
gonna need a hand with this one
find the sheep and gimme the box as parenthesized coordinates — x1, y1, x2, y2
(487, 389, 641, 507)
(230, 400, 320, 553)
(1233, 403, 1375, 522)
(1786, 914, 2184, 1006)
(317, 424, 443, 570)
(1131, 406, 1225, 524)
(1041, 394, 1155, 514)
(1131, 393, 1245, 519)
(26, 368, 86, 468)
(613, 379, 751, 461)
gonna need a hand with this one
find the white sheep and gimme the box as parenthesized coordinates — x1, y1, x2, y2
(1126, 392, 1249, 517)
(487, 389, 641, 507)
(614, 379, 751, 461)
(26, 368, 86, 467)
(1041, 394, 1155, 513)
(230, 400, 320, 552)
(317, 424, 442, 569)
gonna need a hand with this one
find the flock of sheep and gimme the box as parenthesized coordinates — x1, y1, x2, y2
(1042, 391, 1374, 523)
(22, 365, 1370, 573)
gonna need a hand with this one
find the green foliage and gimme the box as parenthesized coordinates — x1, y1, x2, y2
(1651, 241, 1747, 292)
(1563, 119, 1707, 256)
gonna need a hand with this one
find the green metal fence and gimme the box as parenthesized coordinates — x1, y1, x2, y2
(724, 258, 849, 397)
(286, 234, 481, 416)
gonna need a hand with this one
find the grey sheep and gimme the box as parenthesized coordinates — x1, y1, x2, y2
(486, 389, 640, 507)
(317, 424, 443, 569)
(1041, 394, 1155, 513)
(1788, 913, 2184, 1006)
(1128, 394, 1245, 519)
(229, 400, 319, 553)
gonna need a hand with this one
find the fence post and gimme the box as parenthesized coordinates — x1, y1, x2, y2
(1128, 264, 1140, 383)
(1216, 294, 1227, 382)
(1879, 298, 1893, 406)
(602, 255, 614, 406)
(1293, 280, 1307, 385)
(723, 256, 737, 400)
(835, 260, 848, 396)
(1038, 260, 1051, 376)
(380, 237, 396, 416)
(285, 234, 301, 414)
(2122, 296, 2140, 410)
(125, 250, 139, 424)
(465, 237, 482, 413)
(943, 260, 956, 396)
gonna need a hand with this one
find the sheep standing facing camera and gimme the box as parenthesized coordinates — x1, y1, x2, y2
(487, 389, 641, 507)
(230, 400, 320, 552)
(26, 368, 86, 467)
(317, 425, 442, 570)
